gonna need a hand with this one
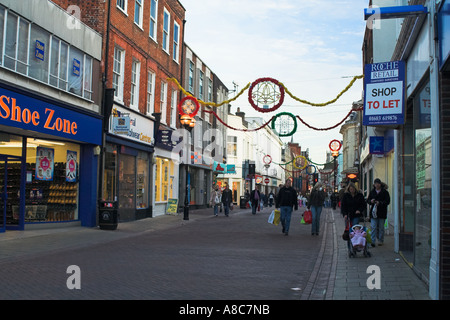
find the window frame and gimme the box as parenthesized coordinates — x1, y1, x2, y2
(149, 0, 158, 42)
(113, 46, 125, 102)
(162, 8, 170, 54)
(172, 21, 180, 63)
(146, 69, 156, 115)
(130, 58, 140, 110)
(116, 0, 128, 15)
(134, 0, 144, 29)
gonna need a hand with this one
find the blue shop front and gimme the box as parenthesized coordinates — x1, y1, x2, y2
(0, 83, 102, 232)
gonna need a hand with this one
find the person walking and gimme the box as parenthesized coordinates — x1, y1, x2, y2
(341, 182, 366, 227)
(221, 184, 233, 217)
(268, 191, 274, 207)
(210, 186, 222, 217)
(367, 178, 390, 246)
(276, 179, 298, 236)
(250, 185, 261, 215)
(308, 182, 326, 236)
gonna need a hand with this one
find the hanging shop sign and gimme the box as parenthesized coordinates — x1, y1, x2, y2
(0, 86, 102, 145)
(109, 105, 155, 146)
(438, 0, 450, 70)
(369, 136, 385, 155)
(363, 60, 405, 126)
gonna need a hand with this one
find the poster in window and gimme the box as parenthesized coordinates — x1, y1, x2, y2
(66, 150, 77, 182)
(35, 147, 54, 181)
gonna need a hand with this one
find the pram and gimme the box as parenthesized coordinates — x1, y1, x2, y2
(344, 219, 371, 258)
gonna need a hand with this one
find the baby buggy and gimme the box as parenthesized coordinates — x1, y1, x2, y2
(344, 219, 371, 258)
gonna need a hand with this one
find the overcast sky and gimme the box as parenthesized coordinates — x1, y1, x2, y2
(183, 0, 369, 165)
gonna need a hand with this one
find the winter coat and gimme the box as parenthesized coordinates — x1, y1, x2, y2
(210, 190, 221, 206)
(276, 187, 298, 209)
(367, 186, 390, 219)
(221, 189, 233, 205)
(308, 189, 326, 208)
(341, 191, 366, 220)
(250, 189, 261, 207)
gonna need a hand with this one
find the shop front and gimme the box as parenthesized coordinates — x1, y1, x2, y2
(0, 83, 102, 231)
(104, 104, 154, 221)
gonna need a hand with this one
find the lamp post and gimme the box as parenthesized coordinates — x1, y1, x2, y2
(178, 97, 200, 221)
(329, 140, 342, 193)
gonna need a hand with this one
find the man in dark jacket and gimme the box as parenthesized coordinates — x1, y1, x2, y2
(221, 184, 233, 217)
(276, 179, 298, 236)
(367, 178, 390, 246)
(250, 186, 261, 215)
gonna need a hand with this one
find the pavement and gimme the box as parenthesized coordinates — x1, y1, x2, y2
(0, 205, 431, 300)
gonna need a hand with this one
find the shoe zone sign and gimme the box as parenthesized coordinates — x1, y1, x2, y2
(363, 61, 405, 126)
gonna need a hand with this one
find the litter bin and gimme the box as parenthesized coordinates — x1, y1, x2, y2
(240, 196, 247, 209)
(98, 201, 118, 230)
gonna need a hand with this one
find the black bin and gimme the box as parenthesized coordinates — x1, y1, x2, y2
(98, 201, 118, 230)
(240, 196, 247, 209)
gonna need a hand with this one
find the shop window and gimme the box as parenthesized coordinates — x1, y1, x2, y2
(137, 152, 148, 208)
(118, 153, 136, 209)
(0, 6, 94, 100)
(0, 7, 4, 66)
(0, 136, 80, 223)
(68, 46, 84, 96)
(4, 11, 29, 74)
(103, 144, 117, 202)
(28, 24, 50, 82)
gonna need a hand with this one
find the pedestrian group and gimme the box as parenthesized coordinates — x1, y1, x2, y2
(209, 178, 390, 246)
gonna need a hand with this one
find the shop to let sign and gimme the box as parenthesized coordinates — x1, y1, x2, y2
(363, 61, 405, 126)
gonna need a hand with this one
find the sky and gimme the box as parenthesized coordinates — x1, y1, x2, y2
(183, 0, 369, 165)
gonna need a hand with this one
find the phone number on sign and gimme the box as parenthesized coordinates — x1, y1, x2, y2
(368, 115, 398, 122)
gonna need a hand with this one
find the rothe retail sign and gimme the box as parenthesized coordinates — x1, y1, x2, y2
(363, 61, 405, 126)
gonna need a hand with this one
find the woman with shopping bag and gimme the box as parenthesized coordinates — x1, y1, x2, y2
(367, 178, 390, 247)
(210, 186, 222, 217)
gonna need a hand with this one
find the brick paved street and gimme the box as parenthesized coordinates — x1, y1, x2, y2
(0, 206, 430, 301)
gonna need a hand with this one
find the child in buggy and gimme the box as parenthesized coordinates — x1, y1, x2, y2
(345, 220, 371, 258)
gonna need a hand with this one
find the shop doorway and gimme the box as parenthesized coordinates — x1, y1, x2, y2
(0, 154, 23, 232)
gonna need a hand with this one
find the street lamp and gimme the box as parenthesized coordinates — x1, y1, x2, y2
(178, 96, 200, 221)
(329, 140, 342, 193)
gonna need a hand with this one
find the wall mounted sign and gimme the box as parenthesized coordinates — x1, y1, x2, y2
(0, 86, 102, 145)
(109, 105, 154, 146)
(363, 60, 405, 126)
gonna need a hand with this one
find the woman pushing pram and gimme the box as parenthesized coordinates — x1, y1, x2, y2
(341, 182, 371, 257)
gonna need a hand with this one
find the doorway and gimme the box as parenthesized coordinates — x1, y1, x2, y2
(0, 154, 23, 232)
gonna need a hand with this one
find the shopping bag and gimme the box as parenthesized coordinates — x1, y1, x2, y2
(303, 210, 312, 224)
(366, 227, 372, 244)
(301, 217, 306, 224)
(268, 211, 275, 224)
(273, 210, 280, 226)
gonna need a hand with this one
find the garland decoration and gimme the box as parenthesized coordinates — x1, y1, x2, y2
(296, 107, 363, 131)
(279, 75, 364, 107)
(168, 75, 363, 109)
(263, 155, 272, 165)
(168, 77, 251, 108)
(293, 155, 308, 170)
(305, 164, 317, 175)
(204, 109, 274, 132)
(271, 112, 297, 137)
(248, 77, 285, 113)
(178, 96, 200, 117)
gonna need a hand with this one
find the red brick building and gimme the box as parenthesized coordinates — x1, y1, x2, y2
(52, 0, 186, 220)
